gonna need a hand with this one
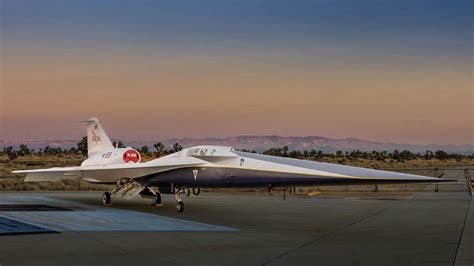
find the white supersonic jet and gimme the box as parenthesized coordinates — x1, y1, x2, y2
(12, 118, 449, 212)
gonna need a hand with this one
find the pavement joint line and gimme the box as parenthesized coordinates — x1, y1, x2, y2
(261, 198, 406, 265)
(452, 194, 472, 266)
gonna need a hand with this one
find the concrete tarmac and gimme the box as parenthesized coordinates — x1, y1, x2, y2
(0, 190, 472, 266)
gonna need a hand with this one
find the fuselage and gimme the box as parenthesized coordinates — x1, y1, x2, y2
(131, 146, 445, 189)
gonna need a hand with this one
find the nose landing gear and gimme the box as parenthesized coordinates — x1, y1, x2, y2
(174, 187, 184, 213)
(176, 201, 184, 212)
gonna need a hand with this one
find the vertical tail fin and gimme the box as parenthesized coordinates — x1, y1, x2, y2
(82, 117, 114, 156)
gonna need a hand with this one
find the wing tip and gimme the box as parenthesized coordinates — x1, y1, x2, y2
(12, 170, 25, 174)
(434, 178, 457, 182)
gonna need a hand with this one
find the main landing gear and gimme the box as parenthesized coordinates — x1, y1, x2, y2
(102, 192, 112, 205)
(140, 186, 162, 206)
(101, 178, 161, 207)
(100, 179, 186, 213)
(152, 193, 162, 206)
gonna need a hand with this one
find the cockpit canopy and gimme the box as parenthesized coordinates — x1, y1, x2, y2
(181, 146, 235, 157)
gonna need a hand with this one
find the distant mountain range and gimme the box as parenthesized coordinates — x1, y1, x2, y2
(1, 136, 472, 154)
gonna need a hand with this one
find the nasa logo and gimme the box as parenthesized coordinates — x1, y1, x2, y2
(91, 128, 101, 143)
(123, 150, 140, 163)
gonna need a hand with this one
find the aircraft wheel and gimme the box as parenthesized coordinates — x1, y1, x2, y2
(192, 188, 200, 196)
(185, 188, 191, 197)
(176, 201, 184, 213)
(152, 193, 162, 206)
(102, 192, 112, 206)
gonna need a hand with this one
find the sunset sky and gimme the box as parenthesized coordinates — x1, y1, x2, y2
(0, 0, 472, 145)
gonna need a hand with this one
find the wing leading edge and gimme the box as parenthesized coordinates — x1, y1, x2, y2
(234, 151, 451, 184)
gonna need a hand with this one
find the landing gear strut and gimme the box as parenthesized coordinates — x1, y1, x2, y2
(174, 187, 184, 213)
(139, 186, 161, 206)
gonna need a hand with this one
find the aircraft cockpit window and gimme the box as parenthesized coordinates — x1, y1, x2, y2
(186, 148, 200, 156)
(199, 149, 207, 156)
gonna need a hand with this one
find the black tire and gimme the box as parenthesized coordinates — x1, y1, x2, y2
(152, 193, 162, 205)
(185, 188, 191, 197)
(102, 192, 111, 206)
(176, 201, 184, 213)
(192, 188, 200, 196)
